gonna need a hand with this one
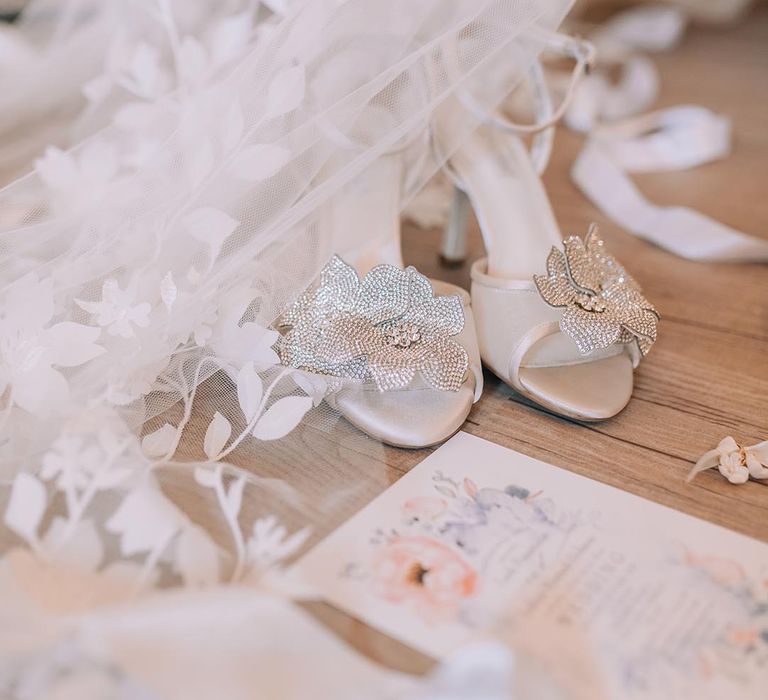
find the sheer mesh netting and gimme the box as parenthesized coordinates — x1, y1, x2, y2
(0, 0, 572, 644)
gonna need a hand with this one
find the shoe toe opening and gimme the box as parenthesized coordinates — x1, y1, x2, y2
(333, 379, 475, 449)
(518, 352, 634, 421)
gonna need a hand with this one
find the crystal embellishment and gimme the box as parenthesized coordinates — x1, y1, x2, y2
(277, 256, 468, 392)
(534, 225, 659, 357)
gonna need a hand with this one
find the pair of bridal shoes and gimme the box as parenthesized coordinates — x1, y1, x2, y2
(273, 32, 659, 448)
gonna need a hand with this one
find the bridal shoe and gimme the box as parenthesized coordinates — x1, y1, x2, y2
(275, 157, 482, 448)
(439, 38, 659, 421)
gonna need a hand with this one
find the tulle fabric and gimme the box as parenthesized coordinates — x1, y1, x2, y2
(0, 0, 265, 179)
(0, 0, 574, 669)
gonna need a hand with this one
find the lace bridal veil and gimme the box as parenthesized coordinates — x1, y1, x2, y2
(0, 0, 574, 696)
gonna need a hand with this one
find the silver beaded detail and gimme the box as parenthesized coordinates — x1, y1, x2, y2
(533, 225, 659, 357)
(277, 256, 468, 392)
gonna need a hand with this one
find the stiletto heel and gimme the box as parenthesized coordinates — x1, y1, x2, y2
(439, 186, 470, 267)
(436, 45, 569, 269)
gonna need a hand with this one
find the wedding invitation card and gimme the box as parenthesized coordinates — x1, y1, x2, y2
(297, 432, 768, 699)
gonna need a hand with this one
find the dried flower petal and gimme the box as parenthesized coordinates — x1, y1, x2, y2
(688, 436, 768, 484)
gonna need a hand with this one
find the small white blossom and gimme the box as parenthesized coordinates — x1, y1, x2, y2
(246, 516, 310, 571)
(0, 275, 103, 415)
(688, 436, 768, 485)
(41, 436, 104, 492)
(77, 279, 152, 338)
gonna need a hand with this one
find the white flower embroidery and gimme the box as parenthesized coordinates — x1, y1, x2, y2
(208, 287, 279, 367)
(35, 142, 119, 214)
(40, 431, 132, 494)
(246, 516, 310, 572)
(688, 436, 768, 484)
(0, 275, 103, 415)
(77, 279, 152, 338)
(41, 436, 104, 492)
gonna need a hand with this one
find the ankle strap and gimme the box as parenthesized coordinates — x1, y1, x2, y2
(453, 29, 595, 137)
(438, 29, 595, 177)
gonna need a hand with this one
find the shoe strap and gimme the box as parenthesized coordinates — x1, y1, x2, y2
(470, 29, 596, 136)
(436, 30, 594, 181)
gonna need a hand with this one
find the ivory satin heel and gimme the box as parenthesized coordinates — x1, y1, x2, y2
(276, 156, 483, 448)
(448, 127, 658, 421)
(434, 30, 658, 420)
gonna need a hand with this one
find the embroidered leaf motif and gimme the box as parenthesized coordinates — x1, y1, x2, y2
(209, 313, 280, 367)
(265, 64, 306, 119)
(181, 207, 240, 260)
(121, 42, 164, 97)
(4, 473, 46, 544)
(231, 144, 291, 182)
(194, 466, 219, 489)
(226, 476, 246, 518)
(210, 11, 253, 67)
(35, 142, 118, 213)
(160, 272, 177, 311)
(253, 396, 312, 441)
(237, 363, 264, 421)
(141, 423, 178, 458)
(2, 275, 102, 416)
(204, 411, 232, 459)
(106, 482, 184, 556)
(175, 524, 220, 587)
(292, 371, 329, 407)
(45, 322, 104, 367)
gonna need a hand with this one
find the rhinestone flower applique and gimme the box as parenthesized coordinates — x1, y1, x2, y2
(533, 225, 659, 356)
(277, 256, 468, 392)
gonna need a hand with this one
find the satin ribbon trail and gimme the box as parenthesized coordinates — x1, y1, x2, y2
(572, 106, 768, 263)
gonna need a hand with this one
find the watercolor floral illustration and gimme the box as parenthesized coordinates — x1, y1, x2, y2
(682, 550, 768, 678)
(342, 471, 580, 624)
(334, 465, 768, 696)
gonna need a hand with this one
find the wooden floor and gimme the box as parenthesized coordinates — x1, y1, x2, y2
(302, 6, 768, 671)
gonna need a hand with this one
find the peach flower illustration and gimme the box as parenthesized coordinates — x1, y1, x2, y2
(372, 535, 477, 621)
(684, 550, 746, 587)
(725, 626, 759, 649)
(401, 497, 447, 522)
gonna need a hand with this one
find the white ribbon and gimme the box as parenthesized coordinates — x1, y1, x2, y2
(564, 6, 687, 133)
(572, 106, 768, 263)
